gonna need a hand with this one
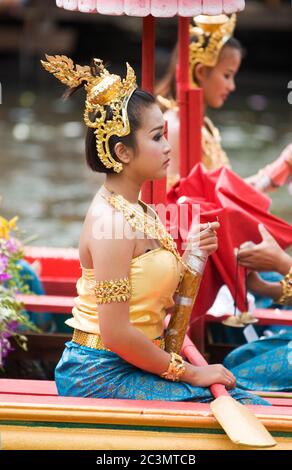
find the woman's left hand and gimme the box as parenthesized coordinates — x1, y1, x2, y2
(238, 224, 291, 275)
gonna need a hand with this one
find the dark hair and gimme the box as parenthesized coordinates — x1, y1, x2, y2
(155, 37, 243, 105)
(223, 37, 244, 57)
(63, 62, 156, 174)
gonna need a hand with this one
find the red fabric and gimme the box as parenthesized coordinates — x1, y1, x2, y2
(167, 164, 292, 325)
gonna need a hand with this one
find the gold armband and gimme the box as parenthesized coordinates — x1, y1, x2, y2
(161, 352, 186, 382)
(276, 267, 292, 306)
(94, 277, 131, 304)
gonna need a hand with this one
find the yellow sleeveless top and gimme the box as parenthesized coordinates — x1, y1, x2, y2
(65, 247, 184, 340)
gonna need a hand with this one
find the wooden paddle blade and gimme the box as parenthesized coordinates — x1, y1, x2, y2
(210, 396, 276, 448)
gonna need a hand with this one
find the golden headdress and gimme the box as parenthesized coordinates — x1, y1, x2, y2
(41, 55, 137, 173)
(189, 14, 236, 87)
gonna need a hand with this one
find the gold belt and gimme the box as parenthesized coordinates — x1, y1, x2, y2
(72, 329, 165, 351)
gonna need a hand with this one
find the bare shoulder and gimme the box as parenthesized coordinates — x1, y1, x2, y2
(84, 194, 135, 278)
(87, 193, 131, 237)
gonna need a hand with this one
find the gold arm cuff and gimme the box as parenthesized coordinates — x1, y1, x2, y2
(276, 267, 292, 305)
(94, 277, 131, 304)
(161, 352, 186, 382)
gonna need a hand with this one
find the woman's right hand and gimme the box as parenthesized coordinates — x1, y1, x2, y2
(197, 222, 220, 255)
(187, 222, 220, 255)
(186, 363, 236, 390)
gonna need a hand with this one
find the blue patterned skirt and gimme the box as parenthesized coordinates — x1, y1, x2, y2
(224, 331, 292, 391)
(55, 341, 268, 405)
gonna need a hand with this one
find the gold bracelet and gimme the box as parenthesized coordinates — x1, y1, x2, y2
(94, 277, 131, 304)
(276, 267, 292, 305)
(161, 352, 186, 382)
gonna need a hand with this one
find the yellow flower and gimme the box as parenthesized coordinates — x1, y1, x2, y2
(0, 216, 19, 240)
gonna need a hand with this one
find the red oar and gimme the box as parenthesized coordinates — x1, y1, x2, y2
(181, 334, 276, 448)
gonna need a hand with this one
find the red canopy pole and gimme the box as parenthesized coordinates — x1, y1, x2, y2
(178, 17, 203, 175)
(188, 89, 203, 171)
(141, 15, 155, 204)
(177, 16, 190, 178)
(140, 15, 166, 206)
(141, 15, 155, 92)
(178, 16, 205, 351)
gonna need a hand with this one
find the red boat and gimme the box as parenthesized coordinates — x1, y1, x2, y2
(0, 246, 291, 450)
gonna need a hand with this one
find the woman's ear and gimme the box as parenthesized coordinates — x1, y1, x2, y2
(194, 63, 208, 86)
(113, 142, 132, 164)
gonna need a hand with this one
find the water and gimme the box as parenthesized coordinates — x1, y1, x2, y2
(214, 94, 292, 223)
(1, 89, 291, 248)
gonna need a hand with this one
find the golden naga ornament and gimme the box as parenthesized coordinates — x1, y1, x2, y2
(41, 55, 137, 173)
(189, 14, 236, 87)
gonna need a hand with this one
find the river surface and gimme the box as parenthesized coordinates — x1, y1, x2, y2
(1, 87, 291, 248)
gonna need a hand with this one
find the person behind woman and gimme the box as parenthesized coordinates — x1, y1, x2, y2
(156, 14, 292, 332)
(156, 14, 292, 190)
(41, 55, 267, 405)
(224, 224, 292, 391)
(240, 223, 292, 312)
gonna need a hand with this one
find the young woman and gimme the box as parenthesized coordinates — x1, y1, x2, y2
(156, 14, 292, 328)
(41, 55, 267, 405)
(156, 14, 292, 190)
(225, 225, 292, 391)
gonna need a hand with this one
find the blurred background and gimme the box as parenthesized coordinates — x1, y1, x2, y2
(0, 0, 291, 247)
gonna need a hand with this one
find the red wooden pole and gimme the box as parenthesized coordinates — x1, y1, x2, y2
(178, 18, 203, 176)
(178, 16, 204, 352)
(187, 88, 203, 173)
(141, 15, 155, 204)
(141, 15, 155, 93)
(140, 15, 166, 206)
(177, 16, 190, 178)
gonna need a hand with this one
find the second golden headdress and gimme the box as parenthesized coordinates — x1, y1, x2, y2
(189, 14, 236, 87)
(41, 55, 137, 173)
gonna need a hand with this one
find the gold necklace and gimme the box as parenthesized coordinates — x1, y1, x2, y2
(101, 185, 188, 271)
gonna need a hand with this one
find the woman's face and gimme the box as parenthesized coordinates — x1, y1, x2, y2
(129, 103, 171, 182)
(196, 46, 242, 109)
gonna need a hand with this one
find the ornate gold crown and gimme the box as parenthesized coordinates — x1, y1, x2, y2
(41, 55, 137, 173)
(189, 14, 236, 87)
